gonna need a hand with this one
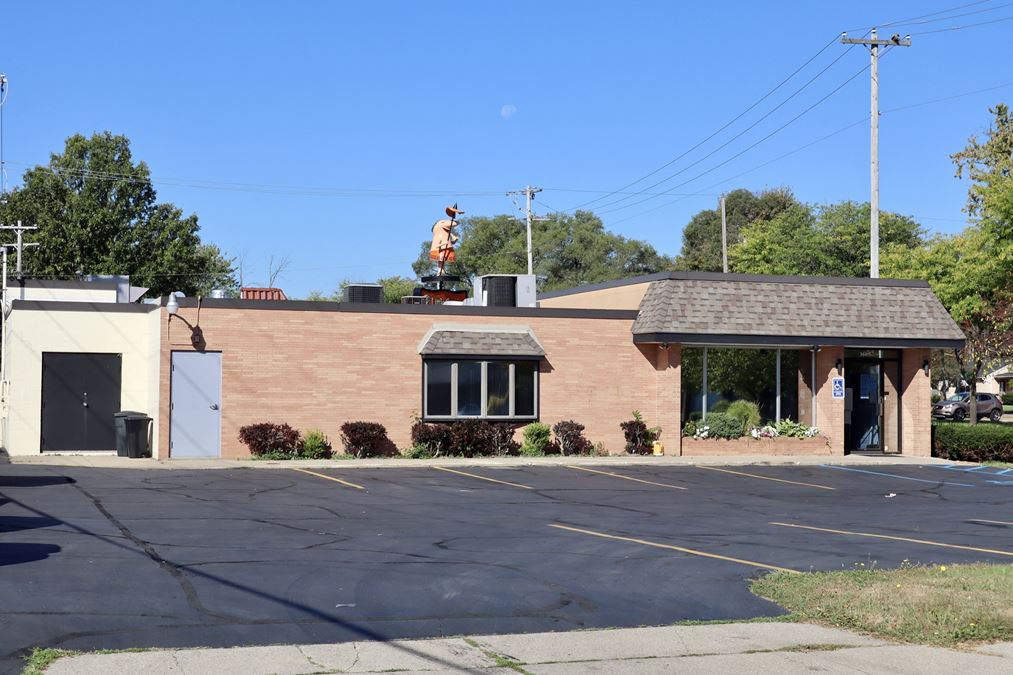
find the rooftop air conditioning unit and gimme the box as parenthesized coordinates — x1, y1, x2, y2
(474, 274, 537, 308)
(343, 283, 384, 304)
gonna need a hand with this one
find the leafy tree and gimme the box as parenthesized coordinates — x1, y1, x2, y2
(0, 132, 236, 297)
(412, 210, 672, 291)
(675, 187, 798, 271)
(883, 105, 1013, 423)
(730, 201, 924, 277)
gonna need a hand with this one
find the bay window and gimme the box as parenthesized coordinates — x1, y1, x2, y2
(423, 359, 539, 420)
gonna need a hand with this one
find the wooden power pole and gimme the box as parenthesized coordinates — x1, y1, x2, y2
(841, 28, 911, 278)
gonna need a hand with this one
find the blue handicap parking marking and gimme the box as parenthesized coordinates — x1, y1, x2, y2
(934, 464, 1013, 485)
(822, 464, 975, 487)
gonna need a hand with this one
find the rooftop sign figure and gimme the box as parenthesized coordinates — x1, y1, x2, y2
(430, 204, 463, 277)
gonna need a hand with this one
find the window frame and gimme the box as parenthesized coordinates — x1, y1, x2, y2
(422, 357, 540, 422)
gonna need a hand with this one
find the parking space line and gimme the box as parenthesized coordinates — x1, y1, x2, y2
(548, 523, 798, 574)
(432, 466, 533, 490)
(770, 521, 1013, 557)
(822, 464, 975, 487)
(968, 519, 1013, 527)
(567, 465, 688, 490)
(697, 466, 835, 490)
(291, 468, 365, 490)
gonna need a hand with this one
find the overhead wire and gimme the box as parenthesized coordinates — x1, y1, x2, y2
(561, 34, 844, 212)
(846, 0, 1006, 31)
(595, 57, 877, 216)
(603, 68, 1011, 227)
(912, 13, 1013, 33)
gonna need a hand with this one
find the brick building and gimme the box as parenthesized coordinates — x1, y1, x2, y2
(1, 272, 964, 459)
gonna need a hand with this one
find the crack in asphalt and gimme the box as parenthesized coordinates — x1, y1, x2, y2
(65, 479, 239, 623)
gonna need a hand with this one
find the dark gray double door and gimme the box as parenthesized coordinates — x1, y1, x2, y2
(41, 353, 122, 452)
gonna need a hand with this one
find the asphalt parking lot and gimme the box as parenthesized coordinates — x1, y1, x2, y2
(2, 461, 1013, 673)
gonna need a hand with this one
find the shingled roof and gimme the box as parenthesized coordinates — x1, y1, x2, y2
(632, 274, 965, 348)
(419, 325, 544, 358)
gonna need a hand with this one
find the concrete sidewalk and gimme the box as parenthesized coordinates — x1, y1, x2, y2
(8, 452, 958, 470)
(44, 623, 1013, 674)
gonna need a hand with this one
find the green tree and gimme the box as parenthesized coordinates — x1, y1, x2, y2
(412, 210, 672, 291)
(883, 105, 1013, 423)
(675, 187, 798, 271)
(0, 132, 236, 297)
(730, 201, 924, 277)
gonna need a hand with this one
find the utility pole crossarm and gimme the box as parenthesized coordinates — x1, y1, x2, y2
(840, 34, 911, 47)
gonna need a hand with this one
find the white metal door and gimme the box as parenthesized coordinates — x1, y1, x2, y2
(170, 352, 222, 458)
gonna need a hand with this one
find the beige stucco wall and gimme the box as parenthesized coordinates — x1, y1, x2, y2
(16, 286, 118, 303)
(538, 282, 652, 310)
(2, 306, 161, 456)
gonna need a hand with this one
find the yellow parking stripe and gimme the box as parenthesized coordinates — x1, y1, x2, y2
(433, 466, 533, 490)
(698, 466, 835, 491)
(568, 465, 687, 490)
(292, 468, 365, 490)
(549, 523, 798, 574)
(968, 519, 1013, 527)
(771, 522, 1013, 558)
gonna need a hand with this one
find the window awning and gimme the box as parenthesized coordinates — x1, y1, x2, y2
(418, 325, 544, 358)
(632, 276, 966, 349)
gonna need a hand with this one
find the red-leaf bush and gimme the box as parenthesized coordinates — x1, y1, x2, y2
(410, 420, 519, 457)
(340, 422, 393, 458)
(238, 423, 301, 457)
(553, 420, 593, 456)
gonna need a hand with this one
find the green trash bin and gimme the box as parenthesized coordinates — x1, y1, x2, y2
(113, 411, 142, 457)
(125, 413, 153, 458)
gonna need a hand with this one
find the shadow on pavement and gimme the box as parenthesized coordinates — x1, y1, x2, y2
(0, 475, 75, 488)
(0, 543, 61, 567)
(0, 515, 61, 533)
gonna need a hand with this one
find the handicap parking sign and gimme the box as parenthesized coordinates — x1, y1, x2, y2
(832, 377, 845, 399)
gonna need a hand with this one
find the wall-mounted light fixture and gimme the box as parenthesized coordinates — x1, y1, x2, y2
(835, 358, 843, 375)
(659, 342, 670, 350)
(922, 359, 930, 376)
(165, 292, 206, 350)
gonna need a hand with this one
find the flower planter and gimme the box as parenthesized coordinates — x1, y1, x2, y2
(680, 435, 833, 456)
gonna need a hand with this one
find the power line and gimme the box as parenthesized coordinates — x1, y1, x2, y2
(2, 162, 510, 198)
(845, 0, 998, 32)
(596, 60, 875, 216)
(567, 42, 861, 215)
(561, 34, 844, 213)
(912, 13, 1013, 33)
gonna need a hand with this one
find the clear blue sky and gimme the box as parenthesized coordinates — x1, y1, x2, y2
(3, 1, 1012, 297)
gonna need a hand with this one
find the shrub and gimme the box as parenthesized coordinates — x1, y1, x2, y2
(773, 419, 821, 438)
(411, 422, 452, 456)
(726, 400, 761, 434)
(1002, 392, 1013, 407)
(931, 391, 944, 404)
(682, 420, 697, 437)
(710, 399, 730, 414)
(411, 420, 518, 457)
(340, 422, 392, 458)
(621, 411, 656, 454)
(553, 420, 593, 456)
(521, 423, 552, 456)
(933, 422, 1013, 462)
(299, 429, 333, 459)
(403, 442, 434, 459)
(488, 422, 521, 456)
(238, 423, 300, 457)
(702, 412, 743, 439)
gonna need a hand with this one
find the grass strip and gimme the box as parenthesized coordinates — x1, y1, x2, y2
(23, 649, 77, 675)
(751, 563, 1013, 647)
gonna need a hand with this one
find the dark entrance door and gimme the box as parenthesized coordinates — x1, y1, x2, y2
(41, 353, 122, 451)
(845, 359, 881, 452)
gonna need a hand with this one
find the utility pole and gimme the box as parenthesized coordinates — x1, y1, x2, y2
(841, 28, 911, 278)
(719, 196, 728, 273)
(508, 186, 547, 275)
(0, 221, 39, 277)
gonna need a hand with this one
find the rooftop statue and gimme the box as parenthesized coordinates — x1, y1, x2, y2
(430, 204, 463, 276)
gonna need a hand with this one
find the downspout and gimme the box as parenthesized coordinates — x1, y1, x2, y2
(811, 346, 820, 427)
